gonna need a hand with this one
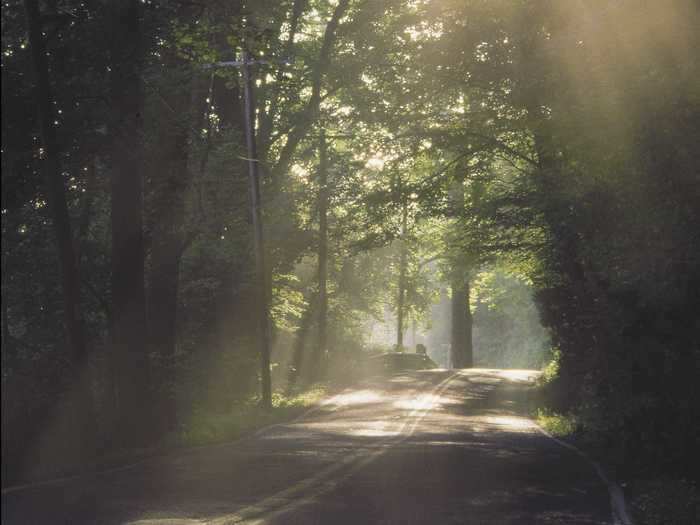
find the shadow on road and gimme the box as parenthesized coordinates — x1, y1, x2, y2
(1, 369, 611, 525)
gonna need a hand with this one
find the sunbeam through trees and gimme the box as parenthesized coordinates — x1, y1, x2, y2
(2, 1, 699, 522)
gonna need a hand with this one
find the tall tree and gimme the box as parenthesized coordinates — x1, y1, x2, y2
(447, 176, 474, 369)
(396, 198, 408, 349)
(147, 66, 193, 435)
(450, 278, 473, 369)
(272, 0, 350, 176)
(108, 0, 151, 445)
(23, 0, 94, 461)
(315, 128, 329, 376)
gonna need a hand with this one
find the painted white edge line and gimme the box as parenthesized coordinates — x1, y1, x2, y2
(532, 423, 634, 525)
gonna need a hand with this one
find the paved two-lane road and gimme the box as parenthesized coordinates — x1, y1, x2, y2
(2, 369, 613, 524)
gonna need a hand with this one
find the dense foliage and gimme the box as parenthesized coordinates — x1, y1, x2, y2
(2, 0, 698, 485)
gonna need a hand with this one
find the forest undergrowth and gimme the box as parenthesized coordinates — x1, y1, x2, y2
(533, 354, 700, 525)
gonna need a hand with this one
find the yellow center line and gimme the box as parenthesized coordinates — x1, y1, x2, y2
(207, 371, 463, 525)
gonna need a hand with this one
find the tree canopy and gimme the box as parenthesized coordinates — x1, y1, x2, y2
(2, 0, 699, 485)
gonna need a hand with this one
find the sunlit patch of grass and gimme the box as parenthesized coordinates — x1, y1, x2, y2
(537, 348, 561, 387)
(272, 384, 327, 409)
(535, 408, 580, 437)
(174, 385, 329, 448)
(529, 350, 581, 438)
(530, 352, 700, 525)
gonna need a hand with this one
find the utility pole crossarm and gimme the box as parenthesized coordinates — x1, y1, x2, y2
(202, 59, 291, 70)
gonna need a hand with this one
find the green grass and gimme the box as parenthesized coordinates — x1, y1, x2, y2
(529, 351, 581, 438)
(272, 384, 328, 409)
(531, 352, 700, 525)
(537, 349, 561, 387)
(535, 408, 580, 437)
(173, 385, 329, 448)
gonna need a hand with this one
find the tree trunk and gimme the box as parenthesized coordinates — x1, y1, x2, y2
(258, 0, 306, 156)
(147, 47, 196, 436)
(314, 128, 329, 379)
(396, 200, 408, 349)
(24, 0, 95, 463)
(75, 160, 96, 265)
(148, 234, 181, 434)
(464, 280, 473, 367)
(287, 294, 318, 392)
(450, 280, 473, 369)
(273, 0, 350, 176)
(108, 0, 151, 447)
(148, 125, 188, 435)
(411, 317, 417, 348)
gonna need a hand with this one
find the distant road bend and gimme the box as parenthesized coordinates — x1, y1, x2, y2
(2, 369, 616, 524)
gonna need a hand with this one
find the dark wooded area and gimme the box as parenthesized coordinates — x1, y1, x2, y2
(2, 0, 699, 504)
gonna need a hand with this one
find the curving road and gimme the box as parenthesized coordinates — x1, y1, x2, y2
(1, 369, 613, 524)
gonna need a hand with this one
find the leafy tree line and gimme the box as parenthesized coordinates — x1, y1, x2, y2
(1, 0, 377, 484)
(2, 0, 699, 486)
(307, 0, 700, 477)
(382, 0, 700, 477)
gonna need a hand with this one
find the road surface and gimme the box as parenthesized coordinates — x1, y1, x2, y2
(2, 369, 613, 524)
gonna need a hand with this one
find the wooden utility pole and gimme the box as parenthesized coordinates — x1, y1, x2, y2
(241, 49, 272, 410)
(316, 128, 329, 375)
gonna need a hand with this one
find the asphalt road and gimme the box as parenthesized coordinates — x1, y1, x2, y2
(1, 369, 613, 524)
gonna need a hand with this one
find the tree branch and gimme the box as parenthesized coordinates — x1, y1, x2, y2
(272, 0, 351, 176)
